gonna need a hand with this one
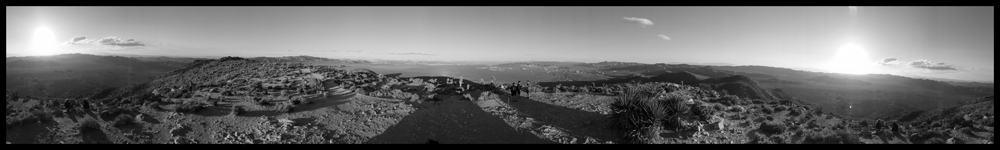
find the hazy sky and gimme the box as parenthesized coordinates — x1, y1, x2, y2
(5, 6, 994, 82)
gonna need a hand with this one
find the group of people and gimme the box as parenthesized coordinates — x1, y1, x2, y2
(499, 80, 531, 98)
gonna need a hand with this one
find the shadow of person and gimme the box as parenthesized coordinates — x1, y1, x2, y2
(367, 93, 553, 144)
(494, 92, 620, 143)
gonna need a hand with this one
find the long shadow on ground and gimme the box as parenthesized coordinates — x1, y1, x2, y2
(191, 89, 360, 117)
(494, 91, 620, 143)
(367, 96, 554, 144)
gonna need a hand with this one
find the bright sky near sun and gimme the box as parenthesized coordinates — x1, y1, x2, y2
(4, 6, 994, 82)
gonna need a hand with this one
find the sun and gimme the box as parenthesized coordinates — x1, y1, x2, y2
(826, 44, 874, 75)
(29, 27, 59, 56)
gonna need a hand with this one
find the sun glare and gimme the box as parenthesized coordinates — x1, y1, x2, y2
(827, 44, 873, 75)
(29, 27, 59, 56)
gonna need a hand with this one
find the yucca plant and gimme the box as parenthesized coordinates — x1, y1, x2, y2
(610, 83, 692, 144)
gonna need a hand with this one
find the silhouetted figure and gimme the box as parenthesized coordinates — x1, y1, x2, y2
(427, 139, 439, 144)
(506, 83, 513, 96)
(428, 96, 443, 106)
(516, 83, 522, 96)
(874, 119, 884, 134)
(63, 101, 74, 110)
(81, 100, 90, 110)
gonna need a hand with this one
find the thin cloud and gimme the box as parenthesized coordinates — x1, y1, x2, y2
(880, 58, 898, 64)
(623, 17, 654, 27)
(385, 52, 435, 56)
(657, 35, 672, 41)
(908, 59, 957, 71)
(70, 36, 87, 42)
(879, 58, 958, 71)
(97, 36, 145, 47)
(65, 36, 146, 47)
(64, 36, 94, 45)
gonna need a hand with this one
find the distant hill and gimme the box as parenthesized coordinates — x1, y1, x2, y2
(538, 72, 779, 102)
(601, 64, 736, 78)
(806, 75, 874, 86)
(89, 57, 270, 101)
(700, 75, 778, 101)
(664, 62, 736, 66)
(577, 61, 647, 69)
(537, 71, 702, 87)
(711, 65, 818, 80)
(250, 56, 371, 64)
(495, 61, 584, 68)
(6, 54, 188, 98)
(758, 78, 803, 85)
(648, 71, 702, 85)
(886, 95, 993, 128)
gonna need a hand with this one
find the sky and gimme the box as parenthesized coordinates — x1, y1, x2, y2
(5, 6, 994, 82)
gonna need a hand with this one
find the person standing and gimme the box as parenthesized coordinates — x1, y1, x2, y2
(511, 82, 518, 97)
(515, 81, 523, 96)
(525, 80, 531, 97)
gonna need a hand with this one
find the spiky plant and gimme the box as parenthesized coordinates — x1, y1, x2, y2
(610, 83, 692, 144)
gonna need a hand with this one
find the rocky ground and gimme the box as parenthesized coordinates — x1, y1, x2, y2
(5, 57, 994, 144)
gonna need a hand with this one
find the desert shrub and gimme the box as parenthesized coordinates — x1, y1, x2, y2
(712, 104, 726, 112)
(715, 95, 741, 106)
(7, 92, 19, 101)
(6, 108, 54, 127)
(802, 130, 862, 144)
(77, 118, 102, 133)
(931, 122, 944, 128)
(175, 102, 206, 113)
(774, 105, 787, 112)
(258, 99, 272, 106)
(728, 106, 746, 113)
(112, 114, 136, 128)
(609, 83, 689, 143)
(749, 132, 777, 144)
(32, 109, 53, 123)
(99, 107, 133, 121)
(924, 138, 947, 144)
(231, 106, 246, 116)
(760, 121, 787, 135)
(281, 105, 295, 113)
(762, 106, 774, 114)
(692, 104, 718, 120)
(789, 107, 803, 116)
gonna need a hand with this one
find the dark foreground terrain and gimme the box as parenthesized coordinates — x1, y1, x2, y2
(4, 55, 994, 144)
